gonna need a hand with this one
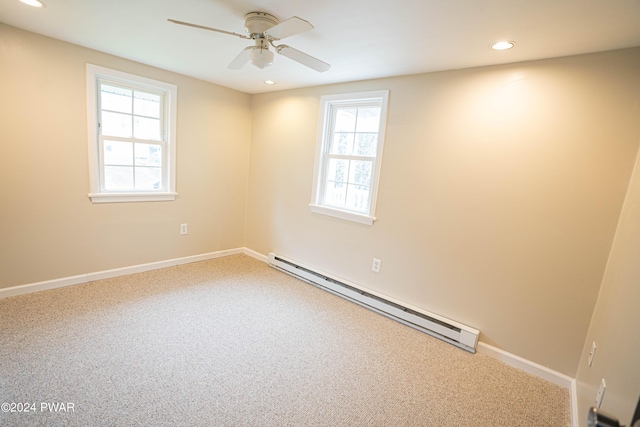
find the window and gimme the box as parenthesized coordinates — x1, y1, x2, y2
(86, 64, 177, 203)
(310, 90, 389, 225)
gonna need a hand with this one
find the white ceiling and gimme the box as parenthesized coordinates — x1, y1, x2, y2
(2, 0, 640, 94)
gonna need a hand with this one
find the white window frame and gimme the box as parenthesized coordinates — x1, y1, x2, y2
(86, 64, 177, 203)
(310, 90, 389, 225)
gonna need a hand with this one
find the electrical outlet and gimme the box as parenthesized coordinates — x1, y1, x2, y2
(588, 341, 597, 367)
(372, 258, 381, 273)
(596, 378, 606, 408)
(180, 223, 188, 235)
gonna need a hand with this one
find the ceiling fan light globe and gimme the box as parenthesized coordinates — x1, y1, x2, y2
(251, 48, 274, 69)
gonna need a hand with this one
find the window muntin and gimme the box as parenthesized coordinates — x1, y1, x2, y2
(98, 83, 164, 192)
(86, 64, 177, 203)
(311, 91, 389, 225)
(322, 104, 381, 213)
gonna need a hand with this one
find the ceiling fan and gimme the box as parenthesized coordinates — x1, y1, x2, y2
(168, 12, 330, 72)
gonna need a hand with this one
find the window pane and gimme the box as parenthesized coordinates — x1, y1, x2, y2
(134, 143, 162, 167)
(104, 166, 133, 190)
(103, 140, 133, 166)
(135, 167, 162, 190)
(330, 132, 354, 155)
(349, 160, 372, 186)
(355, 107, 381, 132)
(355, 133, 378, 157)
(101, 84, 132, 114)
(323, 181, 346, 207)
(334, 108, 356, 132)
(134, 116, 161, 140)
(102, 111, 132, 137)
(134, 91, 161, 118)
(346, 184, 370, 212)
(327, 158, 348, 183)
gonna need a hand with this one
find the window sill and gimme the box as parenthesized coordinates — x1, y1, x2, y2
(89, 192, 177, 204)
(309, 204, 376, 225)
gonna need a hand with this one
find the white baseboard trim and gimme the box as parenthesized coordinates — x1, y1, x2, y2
(243, 247, 269, 263)
(0, 248, 244, 299)
(0, 274, 89, 300)
(570, 377, 578, 427)
(477, 342, 578, 427)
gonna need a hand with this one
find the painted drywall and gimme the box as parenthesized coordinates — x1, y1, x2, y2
(3, 19, 640, 385)
(0, 24, 252, 288)
(575, 147, 640, 425)
(245, 48, 640, 376)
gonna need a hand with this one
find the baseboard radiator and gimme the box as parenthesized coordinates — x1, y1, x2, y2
(268, 253, 479, 353)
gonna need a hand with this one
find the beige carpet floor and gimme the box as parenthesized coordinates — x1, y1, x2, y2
(0, 254, 570, 426)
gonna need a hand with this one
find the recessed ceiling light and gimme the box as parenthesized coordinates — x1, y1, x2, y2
(264, 80, 276, 85)
(491, 41, 515, 51)
(19, 0, 45, 7)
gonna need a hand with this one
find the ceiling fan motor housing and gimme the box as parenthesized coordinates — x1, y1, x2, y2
(244, 12, 278, 36)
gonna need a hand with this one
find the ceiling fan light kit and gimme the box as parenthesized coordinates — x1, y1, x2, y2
(250, 39, 274, 69)
(168, 11, 330, 72)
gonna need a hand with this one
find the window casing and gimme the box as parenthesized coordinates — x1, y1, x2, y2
(310, 90, 389, 225)
(86, 64, 177, 203)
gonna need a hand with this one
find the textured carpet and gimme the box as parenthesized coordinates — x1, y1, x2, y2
(0, 254, 570, 426)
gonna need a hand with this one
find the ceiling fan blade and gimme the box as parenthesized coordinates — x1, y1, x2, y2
(227, 47, 252, 70)
(265, 16, 313, 40)
(167, 19, 250, 39)
(277, 45, 331, 72)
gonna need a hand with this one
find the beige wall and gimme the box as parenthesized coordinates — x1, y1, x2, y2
(0, 24, 252, 288)
(575, 147, 640, 425)
(246, 48, 640, 376)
